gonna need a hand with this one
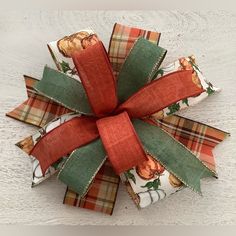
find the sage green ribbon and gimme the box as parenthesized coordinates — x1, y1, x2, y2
(117, 37, 167, 103)
(133, 119, 215, 194)
(34, 66, 93, 115)
(58, 139, 106, 197)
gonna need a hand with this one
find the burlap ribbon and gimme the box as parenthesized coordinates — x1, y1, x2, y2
(29, 37, 214, 197)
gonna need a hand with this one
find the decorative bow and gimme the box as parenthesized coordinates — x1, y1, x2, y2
(28, 37, 215, 197)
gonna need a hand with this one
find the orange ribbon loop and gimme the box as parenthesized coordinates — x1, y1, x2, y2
(96, 111, 147, 174)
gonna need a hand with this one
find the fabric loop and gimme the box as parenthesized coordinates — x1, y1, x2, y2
(117, 37, 167, 103)
(72, 41, 118, 117)
(30, 116, 99, 174)
(96, 111, 147, 174)
(116, 70, 204, 118)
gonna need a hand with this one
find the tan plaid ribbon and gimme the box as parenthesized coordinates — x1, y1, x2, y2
(6, 76, 71, 127)
(108, 23, 161, 77)
(63, 160, 119, 215)
(150, 115, 229, 172)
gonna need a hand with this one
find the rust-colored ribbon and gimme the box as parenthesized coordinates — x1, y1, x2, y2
(30, 116, 99, 174)
(72, 42, 118, 117)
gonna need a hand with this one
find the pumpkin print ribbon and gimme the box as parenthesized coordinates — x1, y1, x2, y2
(29, 37, 214, 197)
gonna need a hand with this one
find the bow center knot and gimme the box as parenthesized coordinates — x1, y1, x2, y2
(96, 111, 148, 174)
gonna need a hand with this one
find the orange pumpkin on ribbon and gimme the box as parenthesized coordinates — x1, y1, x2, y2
(136, 154, 165, 180)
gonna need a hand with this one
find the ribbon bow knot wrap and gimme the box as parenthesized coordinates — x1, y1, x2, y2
(28, 37, 214, 198)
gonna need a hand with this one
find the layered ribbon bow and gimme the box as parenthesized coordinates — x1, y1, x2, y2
(28, 37, 215, 197)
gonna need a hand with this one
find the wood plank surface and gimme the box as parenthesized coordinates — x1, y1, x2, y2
(0, 11, 235, 225)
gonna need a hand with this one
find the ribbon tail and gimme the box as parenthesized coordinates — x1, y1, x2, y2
(72, 41, 118, 117)
(6, 75, 37, 123)
(6, 75, 71, 127)
(133, 119, 215, 194)
(6, 75, 37, 122)
(58, 139, 107, 197)
(63, 159, 120, 215)
(23, 75, 38, 97)
(146, 115, 230, 173)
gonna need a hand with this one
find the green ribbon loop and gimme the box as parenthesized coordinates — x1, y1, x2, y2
(117, 37, 167, 103)
(132, 119, 215, 194)
(34, 66, 93, 115)
(58, 139, 106, 197)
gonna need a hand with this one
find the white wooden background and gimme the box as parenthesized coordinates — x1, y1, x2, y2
(0, 11, 235, 225)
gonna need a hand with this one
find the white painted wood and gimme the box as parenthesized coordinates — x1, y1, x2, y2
(0, 11, 235, 225)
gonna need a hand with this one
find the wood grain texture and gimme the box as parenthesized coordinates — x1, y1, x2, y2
(0, 10, 235, 225)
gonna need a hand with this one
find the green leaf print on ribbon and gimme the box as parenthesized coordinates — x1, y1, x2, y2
(189, 60, 201, 73)
(141, 178, 161, 190)
(182, 98, 189, 106)
(206, 86, 215, 95)
(167, 103, 180, 115)
(124, 170, 136, 184)
(60, 61, 77, 76)
(60, 61, 71, 73)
